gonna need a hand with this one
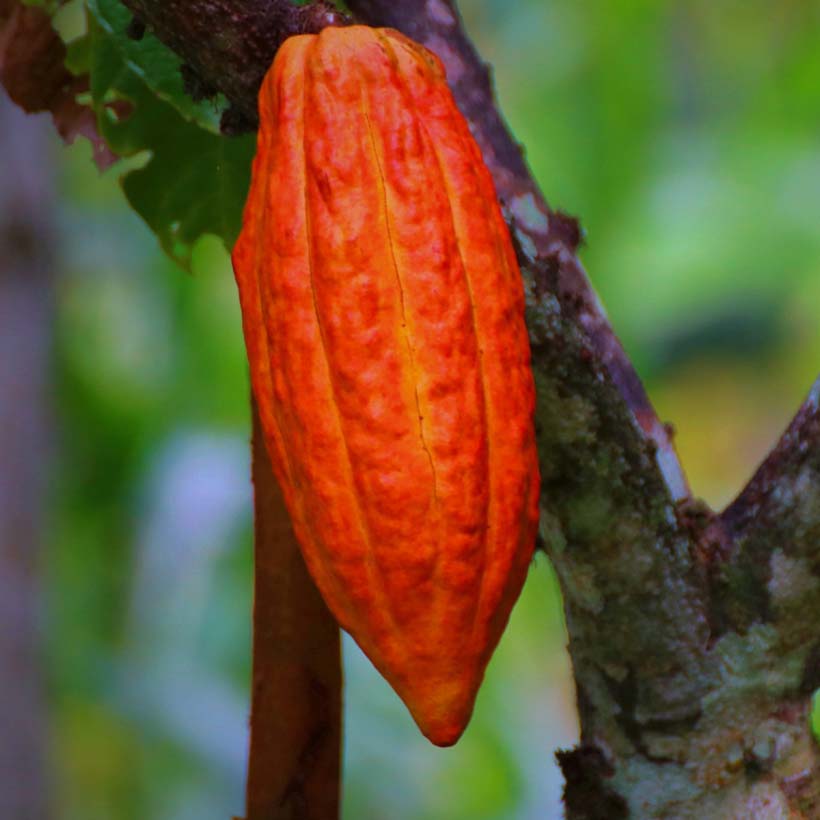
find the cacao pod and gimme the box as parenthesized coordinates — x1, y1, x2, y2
(232, 25, 540, 746)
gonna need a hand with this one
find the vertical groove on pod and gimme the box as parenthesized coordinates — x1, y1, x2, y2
(389, 40, 495, 640)
(359, 101, 439, 506)
(300, 35, 401, 641)
(396, 31, 537, 644)
(419, 131, 492, 641)
(251, 83, 294, 488)
(437, 124, 525, 642)
(375, 33, 490, 630)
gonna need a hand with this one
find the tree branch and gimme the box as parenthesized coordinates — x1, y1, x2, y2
(724, 375, 820, 561)
(716, 376, 820, 685)
(118, 0, 349, 130)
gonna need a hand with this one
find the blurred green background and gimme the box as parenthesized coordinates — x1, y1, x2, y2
(26, 0, 820, 817)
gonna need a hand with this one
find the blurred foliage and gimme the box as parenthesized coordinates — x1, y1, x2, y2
(22, 0, 820, 817)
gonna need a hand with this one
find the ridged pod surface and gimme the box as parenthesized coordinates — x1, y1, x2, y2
(232, 25, 540, 746)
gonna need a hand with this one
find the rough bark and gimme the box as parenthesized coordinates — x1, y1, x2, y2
(0, 92, 54, 820)
(100, 2, 820, 816)
(116, 0, 349, 133)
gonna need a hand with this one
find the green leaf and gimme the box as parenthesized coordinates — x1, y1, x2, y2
(88, 17, 255, 269)
(86, 0, 223, 132)
(122, 130, 255, 268)
(64, 31, 91, 74)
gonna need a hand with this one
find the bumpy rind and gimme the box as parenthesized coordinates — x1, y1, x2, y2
(232, 25, 540, 746)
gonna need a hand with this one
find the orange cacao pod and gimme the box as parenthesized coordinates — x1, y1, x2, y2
(232, 25, 540, 746)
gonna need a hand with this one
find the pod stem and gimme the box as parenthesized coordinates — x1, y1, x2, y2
(244, 398, 342, 820)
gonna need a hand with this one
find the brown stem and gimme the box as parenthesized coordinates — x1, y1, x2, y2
(244, 400, 342, 820)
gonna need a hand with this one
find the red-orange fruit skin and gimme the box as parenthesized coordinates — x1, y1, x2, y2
(232, 25, 540, 747)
